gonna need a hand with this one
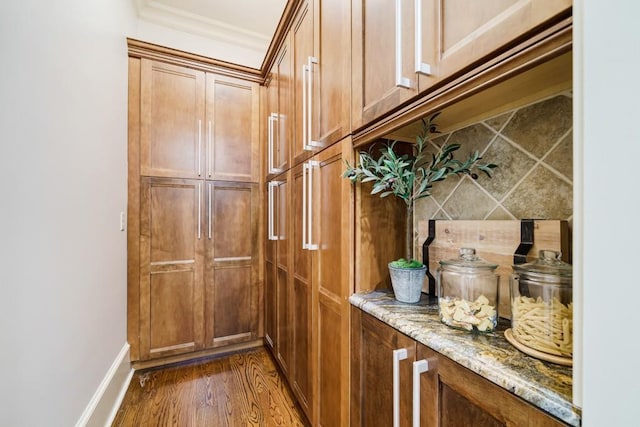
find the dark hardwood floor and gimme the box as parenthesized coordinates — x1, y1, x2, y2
(112, 348, 307, 426)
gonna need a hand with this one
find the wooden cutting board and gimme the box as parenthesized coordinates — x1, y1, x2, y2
(417, 220, 570, 319)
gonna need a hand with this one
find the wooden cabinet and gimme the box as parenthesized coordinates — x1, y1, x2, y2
(351, 308, 568, 427)
(130, 50, 262, 364)
(140, 58, 259, 182)
(266, 37, 293, 178)
(291, 0, 351, 165)
(139, 177, 205, 359)
(351, 0, 571, 130)
(204, 181, 260, 348)
(265, 172, 293, 375)
(306, 138, 354, 426)
(291, 162, 314, 420)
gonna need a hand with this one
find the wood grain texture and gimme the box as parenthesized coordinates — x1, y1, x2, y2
(113, 348, 307, 427)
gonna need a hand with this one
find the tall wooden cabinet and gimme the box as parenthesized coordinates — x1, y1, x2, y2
(351, 0, 572, 130)
(129, 45, 262, 364)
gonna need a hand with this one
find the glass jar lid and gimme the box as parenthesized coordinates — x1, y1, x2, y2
(513, 250, 572, 285)
(439, 248, 498, 271)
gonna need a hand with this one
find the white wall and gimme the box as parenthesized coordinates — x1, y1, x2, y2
(0, 1, 136, 425)
(135, 19, 264, 69)
(576, 0, 640, 425)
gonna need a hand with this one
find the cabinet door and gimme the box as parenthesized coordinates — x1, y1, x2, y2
(267, 39, 293, 179)
(417, 0, 572, 92)
(291, 162, 314, 422)
(416, 343, 568, 427)
(313, 0, 351, 147)
(139, 177, 205, 359)
(351, 309, 415, 427)
(313, 139, 353, 427)
(351, 0, 418, 130)
(205, 181, 259, 347)
(275, 175, 292, 375)
(205, 74, 259, 182)
(292, 0, 315, 165)
(140, 59, 205, 179)
(264, 182, 277, 350)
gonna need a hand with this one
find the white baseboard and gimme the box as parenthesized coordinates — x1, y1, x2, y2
(75, 342, 134, 427)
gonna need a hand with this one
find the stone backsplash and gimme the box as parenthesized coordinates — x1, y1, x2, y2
(414, 91, 573, 256)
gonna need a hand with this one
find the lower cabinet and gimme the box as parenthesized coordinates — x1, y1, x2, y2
(136, 177, 259, 362)
(351, 307, 568, 427)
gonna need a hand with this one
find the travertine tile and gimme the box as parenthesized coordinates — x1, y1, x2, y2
(486, 206, 514, 220)
(544, 130, 573, 181)
(478, 136, 537, 200)
(501, 95, 572, 159)
(442, 178, 496, 219)
(502, 166, 572, 219)
(414, 196, 439, 222)
(447, 123, 496, 157)
(485, 112, 512, 132)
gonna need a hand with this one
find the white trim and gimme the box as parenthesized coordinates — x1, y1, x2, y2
(75, 343, 134, 427)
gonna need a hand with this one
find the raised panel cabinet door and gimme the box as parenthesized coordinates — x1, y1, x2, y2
(313, 139, 353, 427)
(292, 0, 315, 165)
(275, 39, 293, 174)
(351, 0, 418, 130)
(205, 74, 260, 182)
(291, 162, 315, 423)
(275, 175, 292, 375)
(140, 59, 205, 178)
(352, 309, 416, 427)
(139, 177, 205, 359)
(314, 0, 351, 147)
(205, 181, 259, 348)
(434, 345, 568, 427)
(418, 0, 572, 91)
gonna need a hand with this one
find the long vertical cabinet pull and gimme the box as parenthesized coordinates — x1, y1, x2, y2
(268, 181, 278, 241)
(412, 359, 429, 427)
(198, 119, 202, 176)
(302, 163, 309, 249)
(395, 0, 412, 88)
(414, 0, 432, 75)
(306, 160, 319, 250)
(208, 183, 212, 240)
(393, 348, 409, 427)
(197, 183, 202, 240)
(268, 113, 280, 174)
(302, 63, 310, 151)
(207, 120, 212, 177)
(306, 56, 320, 149)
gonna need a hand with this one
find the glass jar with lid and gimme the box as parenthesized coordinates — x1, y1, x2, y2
(437, 248, 500, 333)
(509, 250, 573, 359)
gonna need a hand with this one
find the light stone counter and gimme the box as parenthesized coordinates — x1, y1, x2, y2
(349, 290, 581, 426)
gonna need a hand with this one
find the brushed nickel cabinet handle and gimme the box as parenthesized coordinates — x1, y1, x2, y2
(197, 120, 202, 176)
(413, 359, 429, 427)
(395, 0, 412, 88)
(307, 56, 320, 148)
(415, 0, 432, 75)
(393, 348, 409, 427)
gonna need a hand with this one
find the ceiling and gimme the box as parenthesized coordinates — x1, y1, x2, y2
(134, 0, 287, 65)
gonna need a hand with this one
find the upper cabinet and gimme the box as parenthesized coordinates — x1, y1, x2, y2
(266, 36, 293, 179)
(291, 0, 351, 165)
(140, 58, 259, 182)
(351, 0, 572, 130)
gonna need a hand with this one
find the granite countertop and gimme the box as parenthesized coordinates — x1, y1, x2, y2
(349, 290, 581, 426)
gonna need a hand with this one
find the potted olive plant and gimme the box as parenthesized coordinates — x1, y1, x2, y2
(344, 114, 496, 303)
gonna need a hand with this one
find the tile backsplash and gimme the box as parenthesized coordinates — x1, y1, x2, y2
(414, 91, 573, 256)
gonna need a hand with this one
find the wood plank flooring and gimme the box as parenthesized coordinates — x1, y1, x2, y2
(112, 348, 307, 426)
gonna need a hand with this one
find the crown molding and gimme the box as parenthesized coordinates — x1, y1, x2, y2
(127, 38, 264, 83)
(134, 0, 270, 53)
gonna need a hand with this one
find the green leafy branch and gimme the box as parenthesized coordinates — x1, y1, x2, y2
(343, 113, 497, 263)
